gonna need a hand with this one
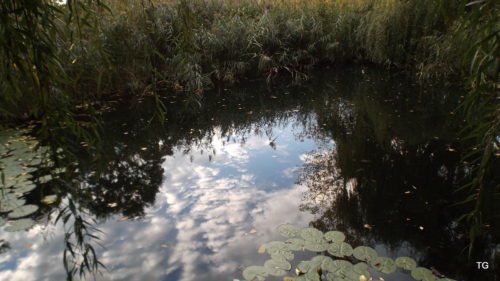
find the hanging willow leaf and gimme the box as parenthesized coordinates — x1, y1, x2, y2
(324, 231, 345, 242)
(4, 218, 35, 232)
(370, 257, 396, 274)
(353, 246, 378, 262)
(327, 242, 353, 257)
(278, 224, 301, 238)
(8, 204, 38, 218)
(243, 266, 269, 281)
(395, 256, 417, 270)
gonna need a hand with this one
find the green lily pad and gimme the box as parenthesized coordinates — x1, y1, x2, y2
(395, 256, 417, 270)
(4, 218, 35, 232)
(285, 238, 305, 251)
(8, 204, 38, 218)
(353, 246, 378, 262)
(300, 227, 324, 242)
(278, 224, 300, 238)
(297, 271, 320, 281)
(324, 231, 345, 242)
(243, 265, 269, 281)
(0, 198, 26, 212)
(322, 259, 353, 275)
(13, 182, 36, 194)
(304, 240, 328, 252)
(327, 242, 353, 257)
(271, 250, 294, 261)
(353, 262, 371, 278)
(371, 257, 396, 274)
(297, 261, 317, 274)
(411, 267, 433, 281)
(265, 258, 291, 271)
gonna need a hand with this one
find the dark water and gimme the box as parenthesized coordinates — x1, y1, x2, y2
(0, 67, 498, 281)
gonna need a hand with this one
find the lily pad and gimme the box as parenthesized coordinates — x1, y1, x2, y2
(0, 198, 26, 212)
(322, 259, 353, 275)
(304, 240, 329, 252)
(327, 242, 353, 257)
(278, 224, 300, 238)
(8, 204, 38, 218)
(370, 257, 396, 274)
(353, 263, 371, 278)
(300, 227, 324, 242)
(411, 267, 433, 281)
(324, 231, 345, 242)
(297, 271, 320, 281)
(4, 218, 35, 232)
(353, 246, 378, 262)
(243, 266, 269, 281)
(264, 258, 291, 271)
(285, 238, 305, 251)
(395, 256, 417, 270)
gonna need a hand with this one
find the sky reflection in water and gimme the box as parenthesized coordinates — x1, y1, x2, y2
(1, 120, 320, 281)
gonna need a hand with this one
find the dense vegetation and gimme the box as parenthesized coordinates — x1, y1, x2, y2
(0, 0, 498, 261)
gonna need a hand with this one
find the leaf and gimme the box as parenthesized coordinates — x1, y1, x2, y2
(353, 263, 371, 278)
(327, 242, 353, 257)
(4, 218, 35, 231)
(265, 258, 291, 271)
(324, 231, 345, 242)
(395, 256, 417, 270)
(258, 244, 267, 254)
(8, 204, 39, 218)
(278, 224, 300, 238)
(285, 238, 305, 251)
(304, 241, 328, 252)
(300, 227, 324, 242)
(411, 267, 433, 281)
(41, 194, 58, 205)
(0, 198, 26, 212)
(353, 246, 378, 262)
(370, 257, 396, 274)
(243, 266, 269, 281)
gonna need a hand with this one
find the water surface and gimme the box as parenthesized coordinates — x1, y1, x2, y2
(0, 67, 498, 281)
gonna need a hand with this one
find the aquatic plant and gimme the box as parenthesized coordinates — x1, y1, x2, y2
(242, 224, 456, 281)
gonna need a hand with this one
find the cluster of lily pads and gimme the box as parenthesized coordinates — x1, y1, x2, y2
(0, 130, 58, 232)
(242, 224, 456, 281)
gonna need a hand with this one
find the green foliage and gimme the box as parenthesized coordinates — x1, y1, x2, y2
(243, 224, 456, 281)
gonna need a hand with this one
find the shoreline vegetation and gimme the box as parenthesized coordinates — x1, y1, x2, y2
(0, 0, 498, 264)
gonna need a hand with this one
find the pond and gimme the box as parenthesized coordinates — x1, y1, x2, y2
(0, 67, 498, 281)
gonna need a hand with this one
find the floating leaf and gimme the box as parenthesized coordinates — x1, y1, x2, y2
(304, 240, 328, 252)
(243, 266, 269, 281)
(8, 204, 38, 218)
(370, 257, 396, 274)
(395, 256, 417, 270)
(278, 224, 300, 238)
(324, 231, 345, 242)
(258, 244, 267, 254)
(322, 259, 353, 275)
(285, 238, 304, 251)
(327, 242, 353, 257)
(353, 246, 378, 262)
(353, 263, 371, 278)
(0, 198, 26, 212)
(300, 227, 324, 242)
(411, 267, 433, 281)
(296, 271, 320, 281)
(41, 195, 58, 205)
(4, 218, 35, 232)
(265, 258, 291, 271)
(13, 182, 36, 194)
